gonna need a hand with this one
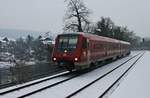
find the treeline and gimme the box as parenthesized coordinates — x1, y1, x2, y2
(93, 17, 141, 48)
(64, 0, 141, 48)
(0, 35, 53, 62)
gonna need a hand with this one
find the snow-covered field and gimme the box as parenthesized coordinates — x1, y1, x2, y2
(110, 51, 150, 98)
(29, 51, 142, 98)
(0, 51, 148, 98)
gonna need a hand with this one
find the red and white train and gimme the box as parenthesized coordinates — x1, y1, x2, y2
(52, 32, 130, 71)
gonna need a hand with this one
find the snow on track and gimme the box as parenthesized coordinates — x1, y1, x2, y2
(2, 76, 72, 98)
(26, 52, 142, 98)
(0, 51, 143, 98)
(0, 71, 70, 98)
(110, 51, 150, 98)
(0, 71, 69, 93)
(72, 52, 144, 98)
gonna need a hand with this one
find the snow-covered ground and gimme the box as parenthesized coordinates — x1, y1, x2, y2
(109, 51, 150, 98)
(28, 52, 142, 98)
(0, 51, 147, 98)
(0, 71, 69, 93)
(0, 60, 36, 68)
(0, 61, 14, 68)
(21, 51, 141, 98)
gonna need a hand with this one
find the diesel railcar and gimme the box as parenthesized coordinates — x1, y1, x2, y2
(52, 32, 130, 71)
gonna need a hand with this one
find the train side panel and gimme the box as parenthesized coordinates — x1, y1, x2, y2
(52, 32, 131, 71)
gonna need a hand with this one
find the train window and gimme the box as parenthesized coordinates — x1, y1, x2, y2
(58, 35, 78, 52)
(58, 36, 68, 49)
(82, 38, 87, 49)
(100, 43, 103, 50)
(68, 36, 78, 49)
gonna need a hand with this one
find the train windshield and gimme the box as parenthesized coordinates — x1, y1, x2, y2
(58, 35, 78, 52)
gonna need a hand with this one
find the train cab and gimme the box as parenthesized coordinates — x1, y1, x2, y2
(52, 32, 131, 71)
(52, 33, 89, 70)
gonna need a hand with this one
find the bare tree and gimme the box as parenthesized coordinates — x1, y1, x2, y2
(64, 0, 91, 32)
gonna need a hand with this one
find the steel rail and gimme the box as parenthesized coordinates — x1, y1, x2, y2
(0, 71, 70, 95)
(65, 53, 141, 98)
(18, 73, 82, 98)
(99, 52, 145, 98)
(1, 53, 141, 98)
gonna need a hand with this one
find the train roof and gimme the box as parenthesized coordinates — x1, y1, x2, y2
(58, 32, 130, 45)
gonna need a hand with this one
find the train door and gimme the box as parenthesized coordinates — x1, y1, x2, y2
(82, 38, 90, 67)
(87, 39, 90, 65)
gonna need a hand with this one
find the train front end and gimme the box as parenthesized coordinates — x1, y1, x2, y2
(52, 33, 82, 71)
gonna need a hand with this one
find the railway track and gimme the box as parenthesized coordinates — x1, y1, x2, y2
(0, 61, 67, 90)
(18, 74, 82, 98)
(19, 53, 141, 98)
(66, 52, 144, 98)
(0, 68, 89, 98)
(0, 52, 143, 98)
(98, 52, 145, 98)
(0, 71, 70, 95)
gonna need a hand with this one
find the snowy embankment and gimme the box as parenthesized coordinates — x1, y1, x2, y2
(0, 51, 147, 98)
(24, 51, 142, 98)
(0, 62, 14, 68)
(110, 51, 150, 98)
(0, 61, 36, 68)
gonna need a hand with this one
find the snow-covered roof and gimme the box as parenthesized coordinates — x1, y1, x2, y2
(0, 36, 15, 42)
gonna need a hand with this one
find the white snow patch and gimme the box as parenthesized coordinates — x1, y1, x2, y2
(110, 51, 150, 98)
(27, 51, 142, 98)
(0, 61, 14, 68)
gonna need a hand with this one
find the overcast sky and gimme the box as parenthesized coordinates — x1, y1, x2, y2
(0, 0, 149, 38)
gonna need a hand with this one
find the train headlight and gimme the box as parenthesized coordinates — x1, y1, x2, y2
(53, 57, 56, 61)
(64, 50, 67, 53)
(74, 57, 78, 61)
